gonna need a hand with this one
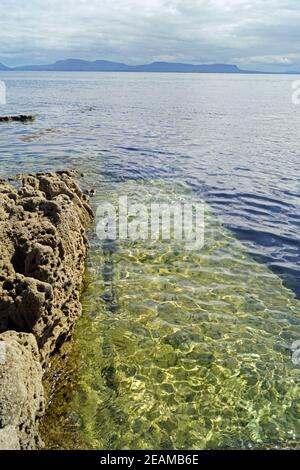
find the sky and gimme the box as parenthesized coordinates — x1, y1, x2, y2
(0, 0, 300, 71)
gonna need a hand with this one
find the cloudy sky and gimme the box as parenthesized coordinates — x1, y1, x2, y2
(0, 0, 300, 71)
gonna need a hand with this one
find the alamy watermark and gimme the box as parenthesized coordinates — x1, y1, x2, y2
(96, 196, 204, 250)
(0, 80, 6, 105)
(291, 340, 300, 365)
(292, 80, 300, 105)
(0, 342, 6, 365)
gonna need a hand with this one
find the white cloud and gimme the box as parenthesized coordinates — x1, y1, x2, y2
(235, 54, 300, 65)
(0, 0, 300, 70)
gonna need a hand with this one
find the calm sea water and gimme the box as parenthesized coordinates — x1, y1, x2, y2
(0, 72, 300, 449)
(0, 72, 299, 296)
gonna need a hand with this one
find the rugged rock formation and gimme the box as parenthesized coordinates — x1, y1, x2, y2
(0, 332, 44, 449)
(0, 171, 93, 449)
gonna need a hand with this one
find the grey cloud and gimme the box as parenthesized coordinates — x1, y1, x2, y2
(0, 0, 299, 71)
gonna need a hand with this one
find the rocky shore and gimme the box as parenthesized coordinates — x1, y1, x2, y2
(0, 171, 93, 449)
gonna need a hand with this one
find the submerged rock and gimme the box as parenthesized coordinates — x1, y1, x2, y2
(0, 171, 93, 449)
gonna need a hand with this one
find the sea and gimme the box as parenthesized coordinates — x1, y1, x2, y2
(0, 72, 299, 449)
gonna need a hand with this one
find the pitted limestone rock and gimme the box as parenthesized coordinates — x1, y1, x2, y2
(0, 171, 93, 449)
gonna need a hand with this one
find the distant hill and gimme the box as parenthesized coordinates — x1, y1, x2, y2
(0, 59, 248, 73)
(130, 62, 241, 73)
(0, 58, 298, 74)
(13, 59, 131, 72)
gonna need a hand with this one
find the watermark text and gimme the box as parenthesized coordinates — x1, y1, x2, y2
(96, 196, 204, 250)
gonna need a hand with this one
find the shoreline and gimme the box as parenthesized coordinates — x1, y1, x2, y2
(0, 171, 93, 449)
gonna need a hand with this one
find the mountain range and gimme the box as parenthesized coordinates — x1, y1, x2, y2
(0, 58, 298, 74)
(0, 59, 252, 73)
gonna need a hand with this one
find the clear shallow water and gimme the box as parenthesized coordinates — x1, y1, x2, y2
(0, 72, 300, 449)
(44, 180, 300, 450)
